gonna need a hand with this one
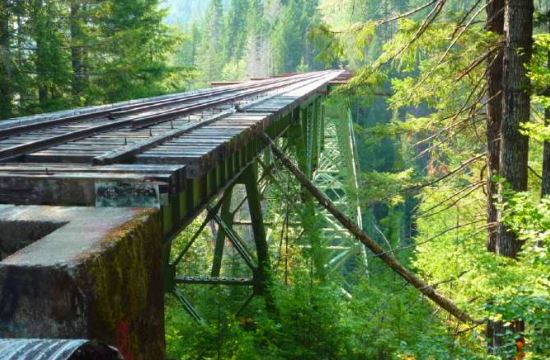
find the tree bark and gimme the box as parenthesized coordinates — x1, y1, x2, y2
(485, 0, 504, 252)
(0, 0, 12, 118)
(69, 0, 84, 100)
(262, 133, 477, 324)
(498, 0, 534, 258)
(31, 0, 48, 108)
(543, 105, 550, 198)
(542, 17, 550, 197)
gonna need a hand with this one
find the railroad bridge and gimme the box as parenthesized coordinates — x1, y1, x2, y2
(0, 70, 363, 359)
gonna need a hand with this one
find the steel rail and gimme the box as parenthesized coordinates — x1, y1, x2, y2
(0, 72, 318, 138)
(129, 72, 329, 129)
(108, 72, 316, 119)
(0, 72, 331, 163)
(93, 72, 333, 164)
(0, 87, 230, 138)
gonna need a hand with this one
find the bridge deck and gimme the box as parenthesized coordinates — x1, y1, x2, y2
(0, 70, 346, 236)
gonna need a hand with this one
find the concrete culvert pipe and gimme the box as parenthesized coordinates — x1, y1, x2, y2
(0, 339, 123, 360)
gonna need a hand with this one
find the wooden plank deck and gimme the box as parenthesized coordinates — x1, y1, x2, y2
(0, 70, 345, 235)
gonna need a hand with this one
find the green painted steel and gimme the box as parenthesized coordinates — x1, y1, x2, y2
(312, 104, 367, 275)
(165, 93, 364, 322)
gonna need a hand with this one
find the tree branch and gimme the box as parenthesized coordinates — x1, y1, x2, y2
(263, 132, 480, 324)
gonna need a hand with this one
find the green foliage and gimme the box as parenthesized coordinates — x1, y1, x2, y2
(177, 0, 326, 83)
(360, 169, 415, 206)
(528, 33, 550, 94)
(316, 1, 550, 359)
(4, 0, 548, 358)
(0, 0, 190, 118)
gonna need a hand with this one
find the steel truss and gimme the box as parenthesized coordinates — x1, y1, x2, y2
(166, 98, 365, 322)
(312, 108, 367, 276)
(165, 160, 276, 323)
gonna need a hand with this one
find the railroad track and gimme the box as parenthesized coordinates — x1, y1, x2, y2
(0, 71, 334, 164)
(0, 70, 344, 209)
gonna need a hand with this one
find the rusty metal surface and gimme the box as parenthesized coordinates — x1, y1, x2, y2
(0, 339, 122, 359)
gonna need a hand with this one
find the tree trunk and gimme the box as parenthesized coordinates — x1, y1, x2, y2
(543, 106, 550, 197)
(485, 0, 504, 252)
(70, 0, 84, 100)
(32, 0, 48, 109)
(0, 0, 12, 118)
(542, 18, 550, 197)
(490, 0, 533, 355)
(498, 0, 534, 258)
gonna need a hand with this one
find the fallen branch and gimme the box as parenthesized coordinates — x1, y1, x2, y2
(262, 132, 480, 324)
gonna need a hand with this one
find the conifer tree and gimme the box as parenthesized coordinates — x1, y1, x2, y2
(197, 0, 224, 82)
(223, 0, 249, 61)
(0, 0, 12, 118)
(485, 0, 504, 252)
(29, 0, 71, 111)
(92, 0, 177, 101)
(245, 0, 271, 77)
(498, 0, 535, 258)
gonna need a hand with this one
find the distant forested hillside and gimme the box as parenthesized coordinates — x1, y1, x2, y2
(171, 0, 327, 85)
(162, 0, 231, 25)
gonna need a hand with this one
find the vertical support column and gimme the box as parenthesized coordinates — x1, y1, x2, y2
(305, 104, 313, 178)
(312, 97, 323, 171)
(294, 107, 309, 177)
(288, 100, 328, 281)
(312, 99, 319, 171)
(240, 163, 277, 314)
(320, 102, 326, 152)
(211, 185, 234, 277)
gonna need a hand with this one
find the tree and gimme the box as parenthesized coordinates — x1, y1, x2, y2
(223, 0, 249, 62)
(197, 0, 224, 82)
(69, 0, 86, 102)
(85, 0, 180, 102)
(485, 0, 504, 252)
(542, 14, 550, 197)
(0, 0, 12, 118)
(497, 0, 535, 258)
(245, 0, 271, 77)
(29, 0, 71, 111)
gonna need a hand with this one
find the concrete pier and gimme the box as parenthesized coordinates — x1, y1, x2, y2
(0, 205, 164, 360)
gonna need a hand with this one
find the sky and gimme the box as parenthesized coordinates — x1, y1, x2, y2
(162, 0, 231, 26)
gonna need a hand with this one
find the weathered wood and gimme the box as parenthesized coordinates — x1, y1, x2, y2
(93, 109, 235, 165)
(0, 71, 344, 207)
(0, 118, 135, 162)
